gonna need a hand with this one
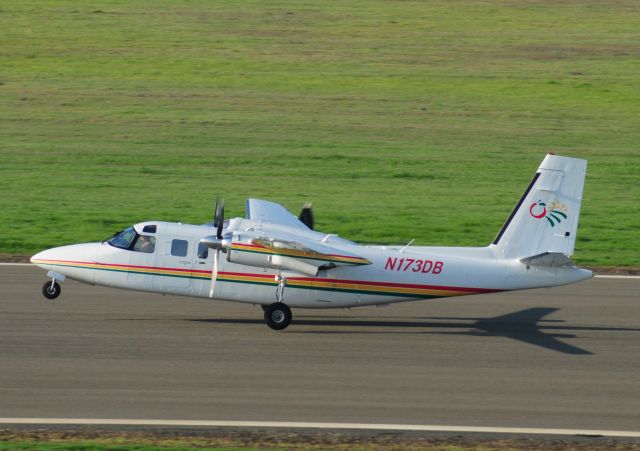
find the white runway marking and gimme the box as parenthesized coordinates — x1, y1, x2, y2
(0, 418, 639, 438)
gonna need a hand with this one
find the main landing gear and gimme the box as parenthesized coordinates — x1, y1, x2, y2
(263, 303, 292, 330)
(261, 274, 292, 330)
(42, 280, 61, 300)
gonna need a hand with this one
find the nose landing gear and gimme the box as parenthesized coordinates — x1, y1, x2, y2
(42, 280, 61, 300)
(40, 271, 65, 300)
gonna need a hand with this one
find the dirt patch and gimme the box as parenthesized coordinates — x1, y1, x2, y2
(0, 254, 31, 263)
(1, 428, 639, 450)
(590, 266, 640, 276)
(514, 44, 640, 61)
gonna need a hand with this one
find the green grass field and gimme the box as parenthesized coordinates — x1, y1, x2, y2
(1, 0, 639, 267)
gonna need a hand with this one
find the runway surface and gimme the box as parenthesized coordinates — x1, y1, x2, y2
(1, 265, 639, 431)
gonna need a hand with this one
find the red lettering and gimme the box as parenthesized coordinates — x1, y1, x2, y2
(385, 257, 443, 275)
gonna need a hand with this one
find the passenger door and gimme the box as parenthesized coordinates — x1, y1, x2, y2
(153, 237, 193, 293)
(192, 242, 213, 297)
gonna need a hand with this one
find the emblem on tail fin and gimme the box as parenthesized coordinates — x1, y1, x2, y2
(529, 200, 568, 227)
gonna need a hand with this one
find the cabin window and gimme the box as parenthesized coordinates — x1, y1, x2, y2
(171, 239, 189, 257)
(132, 235, 156, 253)
(142, 225, 157, 233)
(197, 243, 209, 259)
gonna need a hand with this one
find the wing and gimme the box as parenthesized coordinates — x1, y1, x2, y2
(202, 199, 370, 276)
(225, 229, 371, 277)
(245, 199, 309, 230)
(234, 233, 370, 266)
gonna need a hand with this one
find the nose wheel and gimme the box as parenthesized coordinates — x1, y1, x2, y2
(264, 303, 292, 330)
(42, 281, 61, 300)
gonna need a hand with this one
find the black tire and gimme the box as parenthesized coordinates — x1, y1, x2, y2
(42, 281, 61, 300)
(264, 303, 292, 330)
(261, 305, 268, 313)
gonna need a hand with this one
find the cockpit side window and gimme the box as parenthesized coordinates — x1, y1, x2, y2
(107, 226, 137, 250)
(132, 235, 156, 253)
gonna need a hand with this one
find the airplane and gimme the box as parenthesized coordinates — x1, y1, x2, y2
(31, 154, 592, 330)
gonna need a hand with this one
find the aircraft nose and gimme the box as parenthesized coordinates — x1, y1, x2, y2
(30, 243, 101, 285)
(30, 247, 63, 267)
(30, 250, 46, 264)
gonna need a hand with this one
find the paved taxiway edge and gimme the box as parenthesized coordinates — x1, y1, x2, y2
(0, 419, 639, 438)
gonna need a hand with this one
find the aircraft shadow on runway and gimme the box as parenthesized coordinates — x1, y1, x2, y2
(189, 307, 640, 355)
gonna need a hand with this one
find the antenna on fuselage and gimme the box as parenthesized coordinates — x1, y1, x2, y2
(400, 239, 415, 253)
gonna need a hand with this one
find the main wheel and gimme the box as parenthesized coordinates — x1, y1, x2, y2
(42, 281, 61, 300)
(264, 303, 292, 330)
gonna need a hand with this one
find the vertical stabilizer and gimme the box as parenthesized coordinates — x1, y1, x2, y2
(491, 154, 587, 260)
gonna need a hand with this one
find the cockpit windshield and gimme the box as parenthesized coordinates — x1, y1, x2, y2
(107, 226, 156, 253)
(107, 226, 137, 250)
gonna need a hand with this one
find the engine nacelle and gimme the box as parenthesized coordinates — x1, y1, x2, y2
(227, 250, 318, 277)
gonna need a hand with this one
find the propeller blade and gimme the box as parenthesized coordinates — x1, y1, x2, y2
(216, 200, 225, 240)
(213, 194, 220, 227)
(209, 249, 219, 298)
(298, 203, 314, 230)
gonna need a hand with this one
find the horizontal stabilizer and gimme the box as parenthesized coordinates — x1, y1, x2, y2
(520, 252, 574, 267)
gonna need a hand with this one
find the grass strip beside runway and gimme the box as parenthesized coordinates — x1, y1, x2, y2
(1, 1, 639, 267)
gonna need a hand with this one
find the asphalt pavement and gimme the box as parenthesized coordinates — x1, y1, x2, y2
(1, 265, 638, 431)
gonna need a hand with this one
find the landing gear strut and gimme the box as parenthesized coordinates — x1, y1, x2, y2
(42, 281, 61, 300)
(264, 303, 292, 330)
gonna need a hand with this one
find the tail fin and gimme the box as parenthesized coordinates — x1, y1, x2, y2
(491, 154, 587, 260)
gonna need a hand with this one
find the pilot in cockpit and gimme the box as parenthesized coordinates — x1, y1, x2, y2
(134, 235, 155, 253)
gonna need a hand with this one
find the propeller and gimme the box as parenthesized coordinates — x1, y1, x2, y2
(210, 197, 225, 298)
(298, 203, 314, 230)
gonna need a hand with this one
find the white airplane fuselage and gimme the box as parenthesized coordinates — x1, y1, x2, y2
(30, 154, 593, 329)
(31, 220, 591, 309)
